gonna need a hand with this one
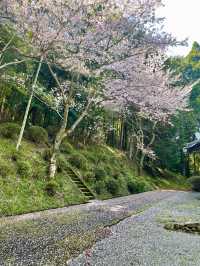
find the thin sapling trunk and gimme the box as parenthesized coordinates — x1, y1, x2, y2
(16, 55, 43, 150)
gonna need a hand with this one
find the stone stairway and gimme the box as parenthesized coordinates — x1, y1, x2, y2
(66, 167, 95, 201)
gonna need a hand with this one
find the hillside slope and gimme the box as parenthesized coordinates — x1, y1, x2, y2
(0, 137, 189, 216)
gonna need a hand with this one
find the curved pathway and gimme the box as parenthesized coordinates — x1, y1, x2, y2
(0, 191, 197, 265)
(69, 191, 200, 266)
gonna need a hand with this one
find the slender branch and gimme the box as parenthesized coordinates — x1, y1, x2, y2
(68, 96, 94, 135)
(0, 34, 15, 60)
(0, 59, 28, 70)
(33, 93, 64, 119)
(148, 121, 157, 147)
(47, 62, 66, 101)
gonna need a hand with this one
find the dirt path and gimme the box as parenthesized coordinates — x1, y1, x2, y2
(0, 191, 184, 265)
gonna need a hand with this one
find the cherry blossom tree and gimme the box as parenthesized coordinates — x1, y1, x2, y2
(3, 0, 183, 178)
(104, 50, 197, 174)
(45, 0, 179, 179)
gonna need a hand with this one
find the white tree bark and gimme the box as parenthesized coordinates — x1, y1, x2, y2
(16, 55, 43, 150)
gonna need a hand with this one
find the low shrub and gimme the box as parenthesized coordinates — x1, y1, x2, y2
(32, 165, 46, 179)
(127, 180, 140, 194)
(60, 140, 74, 154)
(57, 155, 68, 172)
(83, 171, 95, 181)
(0, 122, 20, 140)
(68, 153, 88, 170)
(45, 180, 59, 196)
(11, 150, 23, 162)
(94, 180, 106, 195)
(0, 158, 15, 178)
(127, 180, 150, 194)
(27, 126, 48, 145)
(43, 148, 52, 161)
(188, 176, 200, 192)
(17, 160, 32, 178)
(112, 170, 119, 179)
(97, 152, 110, 162)
(106, 179, 119, 195)
(94, 167, 107, 180)
(46, 125, 58, 139)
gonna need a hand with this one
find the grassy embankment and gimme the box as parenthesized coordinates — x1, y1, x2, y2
(0, 135, 189, 216)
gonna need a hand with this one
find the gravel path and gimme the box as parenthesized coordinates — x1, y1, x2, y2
(69, 191, 200, 266)
(0, 190, 195, 265)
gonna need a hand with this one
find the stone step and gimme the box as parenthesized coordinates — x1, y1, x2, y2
(67, 167, 95, 200)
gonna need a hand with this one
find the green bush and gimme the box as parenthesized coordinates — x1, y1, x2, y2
(83, 171, 95, 181)
(0, 158, 15, 178)
(127, 179, 151, 194)
(112, 170, 119, 179)
(106, 179, 119, 195)
(11, 150, 23, 162)
(97, 152, 110, 162)
(45, 180, 59, 196)
(17, 160, 32, 178)
(57, 155, 68, 172)
(94, 180, 106, 195)
(43, 148, 52, 161)
(68, 153, 88, 170)
(94, 167, 107, 180)
(32, 165, 46, 179)
(0, 122, 20, 140)
(46, 125, 58, 139)
(188, 176, 200, 192)
(60, 140, 73, 154)
(136, 180, 152, 193)
(27, 126, 48, 144)
(127, 180, 140, 194)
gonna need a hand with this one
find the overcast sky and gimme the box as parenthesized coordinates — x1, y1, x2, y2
(157, 0, 200, 56)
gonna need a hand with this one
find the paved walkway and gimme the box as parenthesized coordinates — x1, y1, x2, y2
(69, 191, 200, 266)
(0, 191, 196, 265)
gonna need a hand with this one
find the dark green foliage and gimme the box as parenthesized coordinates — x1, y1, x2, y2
(17, 160, 32, 178)
(106, 179, 119, 195)
(0, 123, 20, 140)
(188, 176, 200, 191)
(27, 126, 48, 144)
(46, 125, 58, 139)
(43, 148, 52, 161)
(135, 181, 148, 193)
(112, 171, 119, 179)
(154, 112, 197, 172)
(127, 180, 140, 194)
(45, 180, 59, 196)
(94, 180, 105, 195)
(94, 167, 107, 180)
(68, 153, 88, 170)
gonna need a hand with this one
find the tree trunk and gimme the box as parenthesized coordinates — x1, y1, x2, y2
(49, 129, 67, 179)
(47, 62, 94, 179)
(129, 135, 134, 160)
(16, 56, 43, 150)
(137, 121, 157, 176)
(0, 96, 5, 121)
(49, 103, 69, 178)
(139, 153, 145, 175)
(49, 99, 92, 179)
(119, 117, 124, 150)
